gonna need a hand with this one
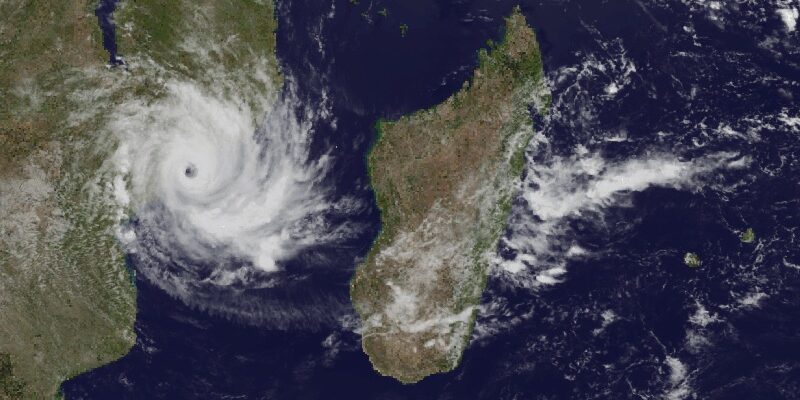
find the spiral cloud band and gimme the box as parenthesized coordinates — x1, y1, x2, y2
(112, 81, 340, 289)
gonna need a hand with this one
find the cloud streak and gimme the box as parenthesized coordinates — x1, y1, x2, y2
(495, 145, 748, 286)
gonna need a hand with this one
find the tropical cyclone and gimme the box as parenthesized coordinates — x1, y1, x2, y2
(108, 0, 356, 328)
(350, 8, 549, 383)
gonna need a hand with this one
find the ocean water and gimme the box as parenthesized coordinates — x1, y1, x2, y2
(64, 0, 800, 398)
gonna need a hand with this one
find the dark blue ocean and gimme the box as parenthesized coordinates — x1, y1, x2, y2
(65, 0, 800, 398)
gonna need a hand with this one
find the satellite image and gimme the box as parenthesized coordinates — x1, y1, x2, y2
(1, 0, 799, 399)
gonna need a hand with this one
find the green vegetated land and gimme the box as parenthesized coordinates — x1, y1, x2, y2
(0, 1, 279, 398)
(350, 8, 548, 383)
(739, 227, 755, 243)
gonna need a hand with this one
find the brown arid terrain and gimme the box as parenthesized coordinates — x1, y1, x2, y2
(0, 1, 279, 398)
(350, 8, 549, 383)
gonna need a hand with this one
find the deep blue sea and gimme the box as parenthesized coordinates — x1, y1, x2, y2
(65, 0, 800, 398)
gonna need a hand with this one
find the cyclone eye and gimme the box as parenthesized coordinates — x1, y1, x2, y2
(184, 164, 197, 178)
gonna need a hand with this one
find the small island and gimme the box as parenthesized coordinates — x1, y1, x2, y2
(684, 252, 702, 268)
(350, 8, 548, 383)
(740, 228, 756, 243)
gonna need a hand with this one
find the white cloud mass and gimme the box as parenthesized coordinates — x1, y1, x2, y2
(112, 81, 348, 281)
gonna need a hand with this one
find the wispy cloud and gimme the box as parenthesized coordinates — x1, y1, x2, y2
(494, 145, 748, 287)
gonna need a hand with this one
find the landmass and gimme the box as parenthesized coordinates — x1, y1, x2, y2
(0, 352, 25, 399)
(0, 2, 136, 397)
(684, 252, 702, 268)
(0, 1, 278, 397)
(350, 8, 548, 383)
(739, 228, 755, 243)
